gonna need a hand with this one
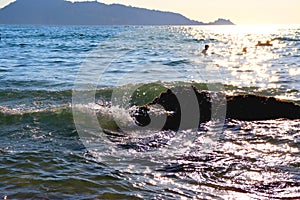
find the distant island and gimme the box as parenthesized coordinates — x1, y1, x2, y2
(0, 0, 235, 25)
(207, 18, 235, 25)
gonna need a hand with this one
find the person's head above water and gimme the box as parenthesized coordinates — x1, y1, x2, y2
(202, 44, 210, 55)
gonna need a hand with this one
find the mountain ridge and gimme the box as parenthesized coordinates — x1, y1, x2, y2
(0, 0, 235, 25)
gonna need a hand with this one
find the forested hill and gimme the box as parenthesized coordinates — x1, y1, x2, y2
(0, 0, 234, 25)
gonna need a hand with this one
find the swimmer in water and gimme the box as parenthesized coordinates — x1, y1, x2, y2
(202, 44, 209, 55)
(242, 47, 247, 53)
(256, 40, 272, 47)
(265, 40, 272, 46)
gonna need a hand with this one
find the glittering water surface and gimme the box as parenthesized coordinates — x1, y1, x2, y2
(0, 25, 300, 199)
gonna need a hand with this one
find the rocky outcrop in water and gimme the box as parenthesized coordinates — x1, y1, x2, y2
(132, 86, 300, 131)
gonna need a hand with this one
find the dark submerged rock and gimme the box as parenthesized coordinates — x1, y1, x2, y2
(226, 94, 300, 120)
(132, 86, 300, 131)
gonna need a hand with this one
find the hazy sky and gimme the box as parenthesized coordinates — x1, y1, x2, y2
(1, 0, 300, 25)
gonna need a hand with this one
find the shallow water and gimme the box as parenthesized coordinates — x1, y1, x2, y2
(0, 25, 300, 199)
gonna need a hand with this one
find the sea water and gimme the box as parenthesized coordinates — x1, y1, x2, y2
(0, 25, 299, 199)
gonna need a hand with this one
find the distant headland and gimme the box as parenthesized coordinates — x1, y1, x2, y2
(0, 0, 235, 26)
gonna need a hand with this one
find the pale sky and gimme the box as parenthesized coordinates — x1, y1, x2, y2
(1, 0, 300, 25)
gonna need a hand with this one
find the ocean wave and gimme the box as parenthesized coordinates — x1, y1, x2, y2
(183, 38, 216, 43)
(163, 59, 191, 66)
(1, 82, 299, 133)
(0, 82, 299, 109)
(273, 37, 300, 42)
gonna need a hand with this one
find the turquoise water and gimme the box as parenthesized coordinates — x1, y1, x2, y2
(0, 25, 300, 199)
